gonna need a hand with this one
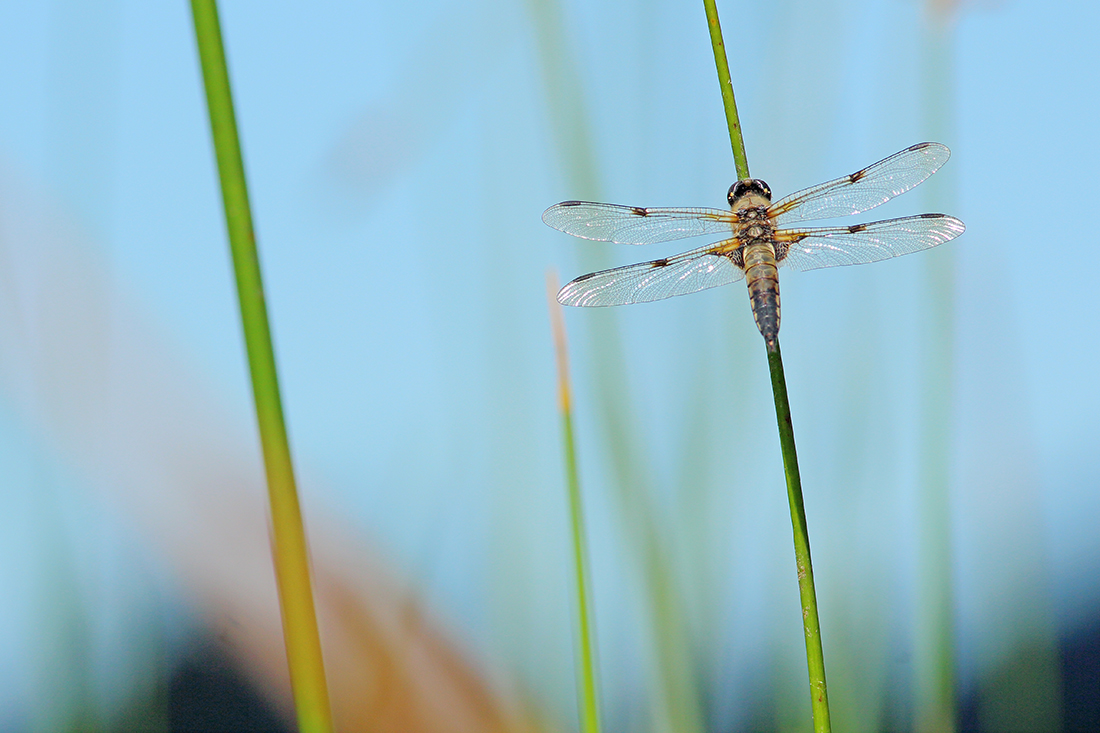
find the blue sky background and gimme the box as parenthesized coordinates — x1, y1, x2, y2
(0, 0, 1097, 730)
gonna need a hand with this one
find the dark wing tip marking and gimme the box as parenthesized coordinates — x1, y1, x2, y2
(916, 213, 966, 234)
(542, 201, 580, 225)
(847, 223, 868, 233)
(632, 206, 648, 216)
(651, 258, 669, 267)
(848, 169, 867, 184)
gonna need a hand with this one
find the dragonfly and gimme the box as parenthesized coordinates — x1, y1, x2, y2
(543, 142, 965, 345)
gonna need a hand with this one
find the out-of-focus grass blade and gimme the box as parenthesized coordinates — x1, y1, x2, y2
(547, 271, 602, 733)
(529, 1, 704, 730)
(324, 1, 515, 205)
(189, 3, 332, 731)
(917, 5, 1062, 730)
(915, 21, 959, 730)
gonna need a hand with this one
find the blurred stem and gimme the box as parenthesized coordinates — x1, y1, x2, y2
(916, 9, 957, 731)
(548, 273, 602, 733)
(530, 1, 704, 730)
(768, 341, 831, 733)
(190, 4, 333, 733)
(703, 0, 749, 180)
(704, 3, 831, 729)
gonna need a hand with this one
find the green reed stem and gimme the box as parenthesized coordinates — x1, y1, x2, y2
(532, 2, 704, 729)
(548, 274, 602, 733)
(704, 2, 831, 730)
(767, 341, 830, 732)
(702, 0, 749, 180)
(916, 12, 957, 732)
(190, 4, 333, 732)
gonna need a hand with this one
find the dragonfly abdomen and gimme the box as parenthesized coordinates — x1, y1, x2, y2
(742, 240, 780, 343)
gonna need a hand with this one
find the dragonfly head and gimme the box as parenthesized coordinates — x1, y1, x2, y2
(728, 179, 772, 208)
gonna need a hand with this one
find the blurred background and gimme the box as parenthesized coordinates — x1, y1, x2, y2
(0, 0, 1096, 730)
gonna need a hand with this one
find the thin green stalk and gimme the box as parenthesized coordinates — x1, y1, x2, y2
(767, 341, 830, 732)
(531, 1, 704, 729)
(190, 4, 332, 732)
(702, 0, 749, 180)
(704, 3, 831, 730)
(916, 9, 957, 732)
(548, 273, 602, 733)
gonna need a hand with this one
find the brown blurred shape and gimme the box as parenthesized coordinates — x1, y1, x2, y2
(0, 164, 551, 733)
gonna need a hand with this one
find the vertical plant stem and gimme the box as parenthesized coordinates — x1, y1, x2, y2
(767, 341, 831, 732)
(531, 2, 704, 730)
(190, 4, 333, 732)
(702, 0, 750, 180)
(704, 2, 831, 730)
(916, 8, 957, 731)
(548, 273, 602, 733)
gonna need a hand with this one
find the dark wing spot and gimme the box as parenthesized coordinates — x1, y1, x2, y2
(650, 258, 669, 268)
(919, 212, 945, 219)
(909, 142, 932, 152)
(632, 206, 648, 216)
(847, 223, 868, 234)
(848, 168, 867, 184)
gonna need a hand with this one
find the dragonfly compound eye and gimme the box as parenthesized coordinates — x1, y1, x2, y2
(728, 179, 773, 206)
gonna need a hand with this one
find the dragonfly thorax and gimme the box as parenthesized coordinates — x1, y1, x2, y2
(728, 178, 773, 207)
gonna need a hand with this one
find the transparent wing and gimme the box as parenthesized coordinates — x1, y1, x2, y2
(543, 201, 736, 245)
(769, 142, 951, 225)
(557, 241, 744, 306)
(776, 214, 965, 271)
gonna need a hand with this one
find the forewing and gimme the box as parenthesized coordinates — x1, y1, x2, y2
(777, 214, 965, 272)
(543, 201, 736, 245)
(770, 142, 951, 225)
(557, 241, 744, 306)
